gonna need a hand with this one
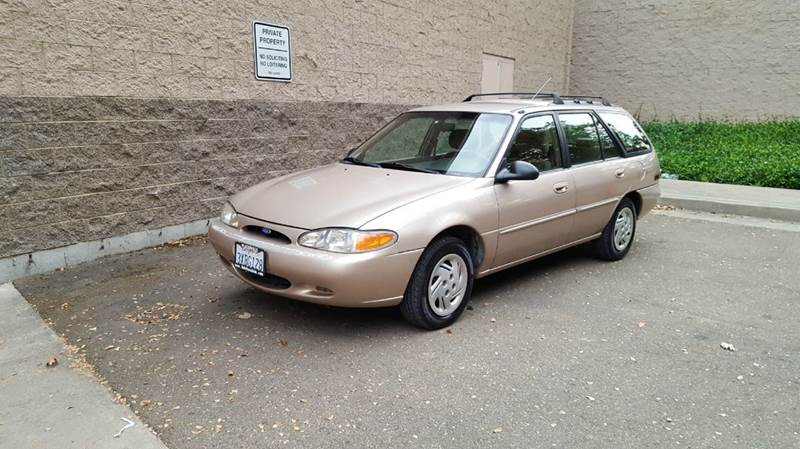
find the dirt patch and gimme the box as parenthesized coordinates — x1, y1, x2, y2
(64, 341, 101, 380)
(125, 302, 188, 325)
(653, 203, 678, 211)
(155, 235, 208, 250)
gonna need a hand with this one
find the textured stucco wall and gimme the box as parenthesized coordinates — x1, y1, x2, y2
(0, 0, 575, 259)
(570, 0, 800, 121)
(0, 0, 573, 103)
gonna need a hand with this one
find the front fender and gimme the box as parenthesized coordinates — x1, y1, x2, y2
(360, 178, 500, 273)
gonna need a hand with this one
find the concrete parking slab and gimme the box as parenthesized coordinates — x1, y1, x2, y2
(0, 283, 168, 449)
(13, 214, 800, 449)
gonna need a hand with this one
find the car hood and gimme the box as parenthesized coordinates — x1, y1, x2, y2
(231, 163, 475, 229)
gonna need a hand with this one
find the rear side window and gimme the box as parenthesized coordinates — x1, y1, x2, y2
(559, 113, 602, 165)
(595, 118, 621, 159)
(598, 112, 652, 153)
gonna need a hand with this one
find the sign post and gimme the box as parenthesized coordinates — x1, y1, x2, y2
(253, 22, 292, 81)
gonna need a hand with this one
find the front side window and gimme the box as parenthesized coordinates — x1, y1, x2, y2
(506, 114, 562, 171)
(560, 113, 603, 165)
(598, 112, 652, 153)
(350, 112, 512, 177)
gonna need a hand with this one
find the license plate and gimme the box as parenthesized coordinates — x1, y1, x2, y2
(234, 243, 265, 276)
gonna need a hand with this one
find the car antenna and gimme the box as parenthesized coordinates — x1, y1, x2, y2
(530, 76, 552, 102)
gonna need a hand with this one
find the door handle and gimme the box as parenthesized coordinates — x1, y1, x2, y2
(614, 168, 625, 179)
(553, 182, 569, 194)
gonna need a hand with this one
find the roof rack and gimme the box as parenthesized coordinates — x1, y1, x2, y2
(463, 92, 564, 104)
(560, 95, 612, 106)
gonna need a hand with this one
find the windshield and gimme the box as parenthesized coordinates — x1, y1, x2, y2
(347, 112, 513, 177)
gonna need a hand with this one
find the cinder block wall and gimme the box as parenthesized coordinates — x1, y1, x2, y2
(0, 98, 408, 257)
(570, 0, 800, 121)
(0, 1, 575, 259)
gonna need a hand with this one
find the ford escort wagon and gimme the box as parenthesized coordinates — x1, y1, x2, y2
(208, 93, 660, 329)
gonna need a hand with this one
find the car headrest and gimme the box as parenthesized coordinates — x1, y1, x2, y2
(449, 129, 468, 150)
(512, 131, 544, 149)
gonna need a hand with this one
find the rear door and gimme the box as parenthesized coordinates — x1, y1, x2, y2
(492, 113, 575, 269)
(557, 112, 640, 241)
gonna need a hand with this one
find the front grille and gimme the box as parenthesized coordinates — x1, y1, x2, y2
(236, 267, 292, 290)
(242, 225, 292, 244)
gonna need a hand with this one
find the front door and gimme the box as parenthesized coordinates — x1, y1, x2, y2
(493, 113, 575, 269)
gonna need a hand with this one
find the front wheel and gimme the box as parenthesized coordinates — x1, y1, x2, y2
(400, 237, 474, 329)
(593, 197, 637, 261)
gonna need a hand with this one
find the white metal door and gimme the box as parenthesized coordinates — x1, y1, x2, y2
(481, 54, 514, 93)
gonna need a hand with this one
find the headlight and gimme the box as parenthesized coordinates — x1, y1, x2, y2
(220, 202, 239, 228)
(298, 228, 398, 253)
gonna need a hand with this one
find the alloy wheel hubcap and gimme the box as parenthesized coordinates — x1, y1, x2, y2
(428, 254, 468, 317)
(613, 207, 634, 251)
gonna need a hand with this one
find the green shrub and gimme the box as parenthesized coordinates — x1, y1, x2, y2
(642, 120, 800, 189)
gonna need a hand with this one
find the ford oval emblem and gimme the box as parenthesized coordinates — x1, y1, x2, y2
(261, 227, 272, 235)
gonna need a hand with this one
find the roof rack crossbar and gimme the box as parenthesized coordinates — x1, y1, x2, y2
(463, 92, 564, 104)
(560, 95, 612, 106)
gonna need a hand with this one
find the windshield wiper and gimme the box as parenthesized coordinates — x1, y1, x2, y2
(343, 157, 442, 174)
(378, 162, 442, 174)
(341, 156, 380, 168)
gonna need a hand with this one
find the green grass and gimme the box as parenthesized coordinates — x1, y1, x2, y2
(642, 120, 800, 189)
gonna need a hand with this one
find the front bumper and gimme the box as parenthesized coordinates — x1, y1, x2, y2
(208, 218, 422, 308)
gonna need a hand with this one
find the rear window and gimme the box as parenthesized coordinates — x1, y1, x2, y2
(598, 112, 652, 153)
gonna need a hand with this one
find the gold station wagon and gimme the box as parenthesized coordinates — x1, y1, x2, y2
(209, 93, 661, 329)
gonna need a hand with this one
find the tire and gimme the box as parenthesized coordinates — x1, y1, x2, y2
(593, 197, 637, 261)
(400, 236, 474, 330)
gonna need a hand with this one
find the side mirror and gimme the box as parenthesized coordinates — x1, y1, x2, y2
(495, 160, 540, 183)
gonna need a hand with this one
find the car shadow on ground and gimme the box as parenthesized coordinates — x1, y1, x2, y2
(222, 243, 596, 334)
(472, 244, 593, 297)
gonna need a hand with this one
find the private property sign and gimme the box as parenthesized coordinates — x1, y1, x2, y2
(253, 22, 292, 81)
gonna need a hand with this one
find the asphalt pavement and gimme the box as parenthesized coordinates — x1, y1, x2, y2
(14, 212, 800, 449)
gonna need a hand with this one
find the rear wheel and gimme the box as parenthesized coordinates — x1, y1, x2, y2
(593, 197, 637, 261)
(400, 237, 474, 329)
